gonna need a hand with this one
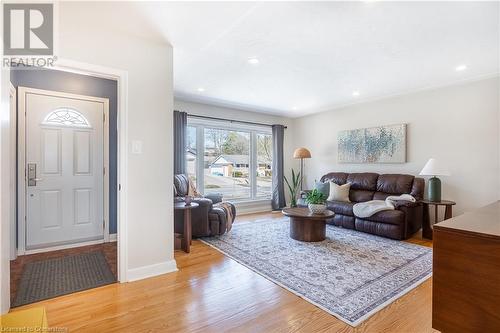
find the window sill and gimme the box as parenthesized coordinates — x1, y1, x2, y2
(231, 198, 271, 205)
(229, 199, 272, 215)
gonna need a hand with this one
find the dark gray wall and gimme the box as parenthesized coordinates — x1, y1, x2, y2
(10, 69, 118, 234)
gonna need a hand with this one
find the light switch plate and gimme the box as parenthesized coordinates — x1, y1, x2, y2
(131, 140, 143, 154)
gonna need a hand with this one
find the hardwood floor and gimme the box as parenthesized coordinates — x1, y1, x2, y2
(10, 212, 435, 332)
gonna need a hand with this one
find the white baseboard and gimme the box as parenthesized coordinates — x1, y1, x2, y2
(109, 233, 117, 242)
(126, 259, 178, 282)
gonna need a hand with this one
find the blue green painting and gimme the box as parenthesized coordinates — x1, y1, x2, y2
(338, 124, 406, 163)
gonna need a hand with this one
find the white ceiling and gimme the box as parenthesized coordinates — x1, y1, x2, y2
(135, 1, 499, 117)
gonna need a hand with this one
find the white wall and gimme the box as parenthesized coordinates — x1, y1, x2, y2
(57, 3, 175, 280)
(0, 2, 175, 312)
(292, 77, 500, 215)
(174, 99, 296, 212)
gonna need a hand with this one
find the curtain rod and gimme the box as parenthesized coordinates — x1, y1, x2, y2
(187, 114, 287, 129)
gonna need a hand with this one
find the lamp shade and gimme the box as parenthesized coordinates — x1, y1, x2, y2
(293, 147, 311, 159)
(419, 158, 450, 176)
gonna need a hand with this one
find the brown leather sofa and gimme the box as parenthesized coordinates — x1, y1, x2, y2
(299, 172, 424, 240)
(174, 174, 236, 237)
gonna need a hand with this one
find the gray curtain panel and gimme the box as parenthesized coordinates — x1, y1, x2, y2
(173, 110, 188, 175)
(272, 125, 286, 210)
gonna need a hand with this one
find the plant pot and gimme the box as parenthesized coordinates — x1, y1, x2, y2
(308, 203, 326, 214)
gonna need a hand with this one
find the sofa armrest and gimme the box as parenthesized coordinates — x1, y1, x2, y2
(205, 193, 223, 204)
(396, 201, 423, 238)
(192, 197, 213, 213)
(393, 200, 421, 209)
(208, 207, 229, 235)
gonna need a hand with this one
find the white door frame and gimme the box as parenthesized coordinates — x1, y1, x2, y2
(9, 83, 17, 261)
(18, 87, 110, 254)
(15, 58, 129, 283)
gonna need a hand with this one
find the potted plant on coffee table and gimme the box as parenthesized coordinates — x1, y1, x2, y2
(305, 189, 327, 214)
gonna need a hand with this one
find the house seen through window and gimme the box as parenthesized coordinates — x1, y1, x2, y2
(187, 119, 272, 201)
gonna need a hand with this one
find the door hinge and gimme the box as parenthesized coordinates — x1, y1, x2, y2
(119, 184, 121, 191)
(103, 113, 106, 122)
(103, 167, 105, 175)
(103, 219, 106, 230)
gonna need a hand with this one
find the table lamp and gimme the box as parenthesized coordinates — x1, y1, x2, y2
(419, 158, 450, 202)
(293, 147, 311, 191)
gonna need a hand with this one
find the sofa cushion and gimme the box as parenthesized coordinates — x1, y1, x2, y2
(362, 209, 405, 225)
(320, 172, 348, 185)
(347, 173, 378, 191)
(349, 189, 375, 203)
(174, 174, 189, 196)
(355, 218, 403, 240)
(377, 174, 414, 195)
(332, 214, 355, 229)
(326, 200, 354, 216)
(373, 191, 390, 200)
(327, 182, 351, 202)
(314, 181, 330, 197)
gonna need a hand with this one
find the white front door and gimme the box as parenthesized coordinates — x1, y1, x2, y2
(23, 88, 107, 250)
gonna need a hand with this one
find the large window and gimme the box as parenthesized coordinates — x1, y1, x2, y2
(186, 126, 197, 183)
(204, 128, 250, 199)
(187, 118, 273, 201)
(256, 133, 272, 197)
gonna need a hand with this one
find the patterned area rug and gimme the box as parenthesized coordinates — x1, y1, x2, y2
(13, 251, 116, 307)
(202, 218, 432, 326)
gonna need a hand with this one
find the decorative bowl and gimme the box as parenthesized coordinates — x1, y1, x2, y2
(308, 203, 326, 214)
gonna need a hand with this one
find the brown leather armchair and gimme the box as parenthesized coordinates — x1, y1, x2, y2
(174, 174, 236, 237)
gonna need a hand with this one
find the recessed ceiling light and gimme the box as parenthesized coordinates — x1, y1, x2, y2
(455, 64, 467, 71)
(292, 106, 298, 111)
(247, 57, 260, 65)
(197, 87, 205, 92)
(352, 91, 360, 97)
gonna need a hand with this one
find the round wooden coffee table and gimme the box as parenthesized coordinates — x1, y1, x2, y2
(282, 207, 335, 242)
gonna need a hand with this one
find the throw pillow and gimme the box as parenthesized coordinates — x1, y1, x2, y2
(188, 178, 203, 198)
(328, 182, 351, 202)
(314, 181, 330, 198)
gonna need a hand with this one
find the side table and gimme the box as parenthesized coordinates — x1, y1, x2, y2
(174, 202, 199, 253)
(422, 199, 456, 240)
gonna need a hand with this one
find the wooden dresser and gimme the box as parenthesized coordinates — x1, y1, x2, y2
(433, 201, 500, 332)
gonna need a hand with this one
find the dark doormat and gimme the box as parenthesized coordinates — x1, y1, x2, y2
(13, 251, 116, 307)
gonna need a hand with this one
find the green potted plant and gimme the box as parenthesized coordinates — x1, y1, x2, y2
(305, 188, 327, 214)
(284, 169, 301, 207)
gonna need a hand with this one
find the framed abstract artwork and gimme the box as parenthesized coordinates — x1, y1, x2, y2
(338, 124, 407, 163)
